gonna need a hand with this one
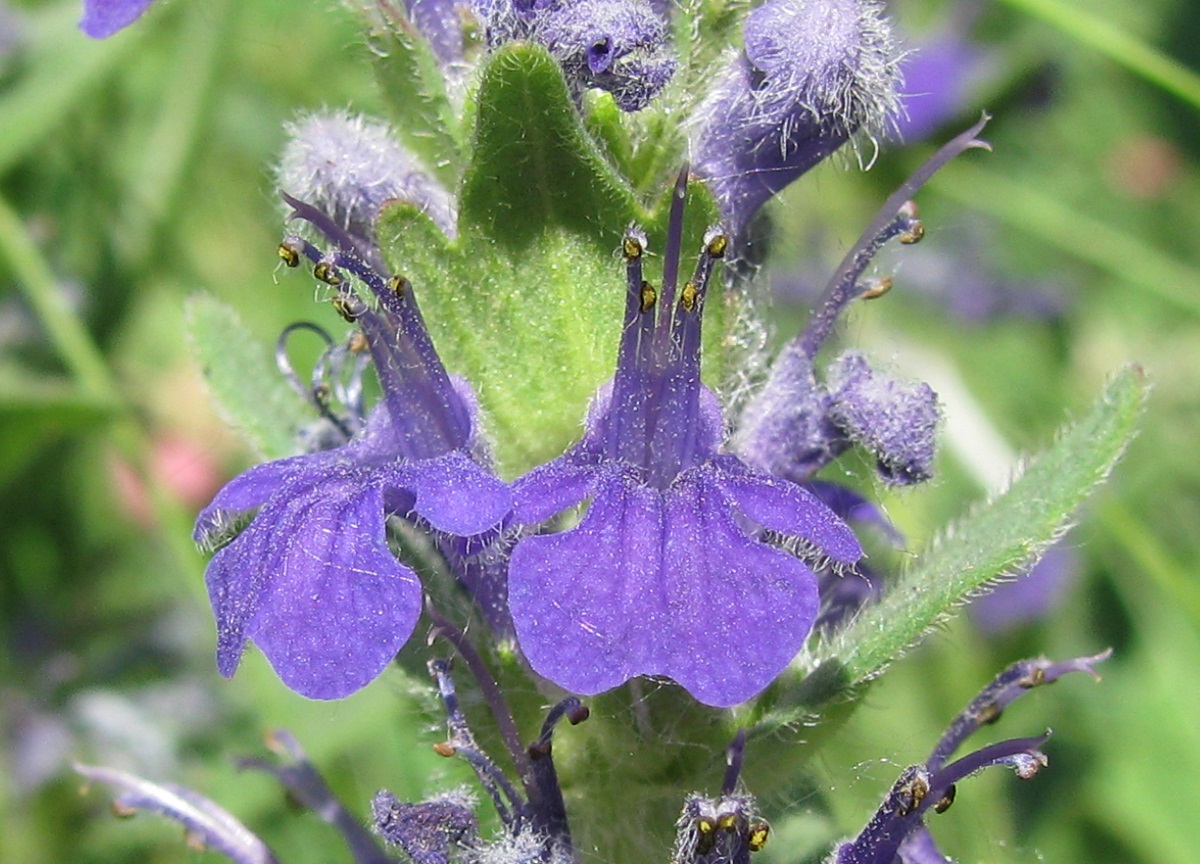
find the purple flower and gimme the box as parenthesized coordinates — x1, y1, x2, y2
(831, 651, 1110, 864)
(894, 33, 990, 143)
(472, 0, 676, 110)
(507, 174, 863, 708)
(691, 0, 900, 236)
(971, 543, 1079, 634)
(79, 0, 154, 38)
(193, 200, 509, 700)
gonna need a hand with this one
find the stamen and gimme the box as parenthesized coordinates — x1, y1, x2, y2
(800, 115, 991, 359)
(426, 659, 526, 830)
(313, 259, 342, 286)
(239, 730, 390, 864)
(425, 607, 533, 789)
(933, 784, 956, 814)
(280, 228, 471, 453)
(331, 294, 361, 323)
(927, 649, 1110, 771)
(274, 322, 356, 442)
(859, 276, 893, 300)
(747, 822, 770, 851)
(640, 281, 657, 312)
(525, 697, 586, 850)
(278, 239, 302, 268)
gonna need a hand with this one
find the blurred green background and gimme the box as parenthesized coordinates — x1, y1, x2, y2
(1, 0, 1198, 861)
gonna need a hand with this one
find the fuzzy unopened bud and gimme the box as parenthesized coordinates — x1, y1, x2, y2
(826, 351, 939, 485)
(277, 110, 457, 243)
(691, 0, 901, 235)
(473, 0, 675, 111)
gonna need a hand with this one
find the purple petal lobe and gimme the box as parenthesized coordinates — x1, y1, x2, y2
(509, 468, 821, 707)
(79, 0, 154, 37)
(194, 455, 325, 545)
(711, 456, 863, 564)
(391, 451, 512, 536)
(206, 470, 421, 699)
(511, 454, 599, 524)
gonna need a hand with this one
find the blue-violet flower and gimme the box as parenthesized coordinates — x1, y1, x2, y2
(507, 173, 863, 708)
(79, 0, 154, 38)
(193, 198, 509, 700)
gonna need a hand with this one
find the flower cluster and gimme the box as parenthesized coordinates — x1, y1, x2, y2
(75, 0, 1132, 862)
(183, 0, 976, 710)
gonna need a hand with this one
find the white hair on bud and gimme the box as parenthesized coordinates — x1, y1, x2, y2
(277, 109, 457, 240)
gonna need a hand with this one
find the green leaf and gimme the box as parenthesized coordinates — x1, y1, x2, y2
(370, 20, 466, 186)
(819, 364, 1147, 684)
(460, 42, 644, 250)
(184, 294, 312, 461)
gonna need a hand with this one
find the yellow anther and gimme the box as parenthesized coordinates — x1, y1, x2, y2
(717, 813, 738, 832)
(389, 275, 411, 296)
(748, 823, 770, 851)
(934, 784, 956, 814)
(680, 281, 699, 312)
(278, 242, 301, 268)
(978, 702, 1002, 725)
(897, 775, 929, 817)
(1020, 667, 1047, 688)
(348, 331, 369, 354)
(314, 261, 341, 286)
(899, 221, 925, 244)
(332, 295, 359, 323)
(706, 233, 729, 258)
(432, 742, 456, 757)
(623, 235, 644, 260)
(860, 276, 893, 300)
(697, 818, 715, 836)
(640, 281, 657, 312)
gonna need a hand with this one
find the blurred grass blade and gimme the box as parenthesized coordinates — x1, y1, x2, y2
(818, 364, 1147, 683)
(998, 0, 1200, 110)
(117, 0, 233, 263)
(930, 160, 1200, 319)
(0, 1, 141, 173)
(184, 294, 311, 461)
(0, 194, 118, 402)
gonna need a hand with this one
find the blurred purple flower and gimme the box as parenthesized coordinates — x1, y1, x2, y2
(507, 174, 862, 708)
(971, 543, 1079, 634)
(691, 0, 900, 237)
(193, 199, 509, 700)
(403, 0, 467, 66)
(79, 0, 154, 38)
(894, 33, 990, 143)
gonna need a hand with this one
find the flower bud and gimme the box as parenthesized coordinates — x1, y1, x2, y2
(277, 110, 457, 243)
(691, 0, 900, 235)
